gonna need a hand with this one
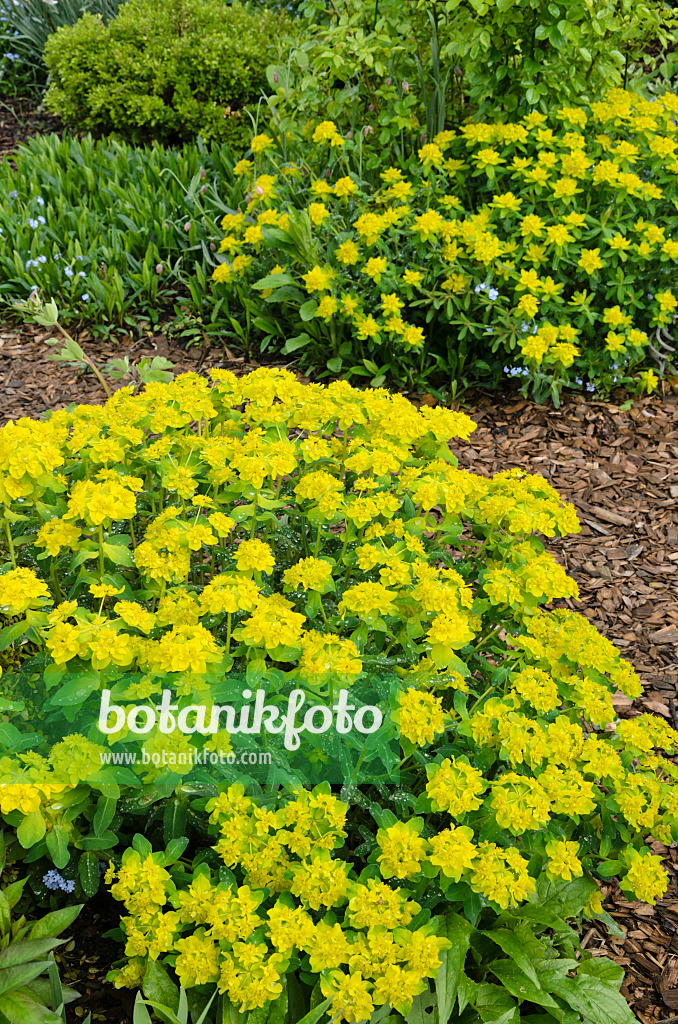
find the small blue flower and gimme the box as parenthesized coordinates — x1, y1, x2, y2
(43, 870, 64, 891)
(488, 287, 499, 301)
(64, 266, 73, 278)
(9, 189, 17, 199)
(474, 283, 486, 294)
(79, 271, 86, 278)
(60, 879, 75, 893)
(36, 196, 44, 206)
(81, 294, 90, 301)
(27, 218, 39, 229)
(37, 255, 47, 264)
(5, 53, 19, 62)
(37, 215, 45, 225)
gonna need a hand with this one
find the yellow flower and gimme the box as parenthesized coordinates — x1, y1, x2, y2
(545, 839, 582, 881)
(312, 120, 343, 146)
(233, 159, 252, 177)
(476, 148, 503, 169)
(491, 191, 522, 212)
(302, 266, 333, 292)
(402, 270, 423, 288)
(418, 143, 444, 168)
(235, 539, 275, 574)
(334, 176, 358, 197)
(578, 248, 604, 274)
(362, 257, 388, 282)
(309, 203, 330, 227)
(335, 240, 360, 265)
(250, 133, 273, 154)
(316, 295, 338, 320)
(638, 369, 659, 394)
(551, 177, 580, 199)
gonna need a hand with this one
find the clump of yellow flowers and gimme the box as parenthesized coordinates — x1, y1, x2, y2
(0, 368, 675, 1018)
(212, 89, 678, 398)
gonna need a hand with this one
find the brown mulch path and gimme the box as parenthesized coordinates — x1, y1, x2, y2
(2, 324, 678, 1021)
(0, 96, 63, 157)
(454, 390, 678, 1023)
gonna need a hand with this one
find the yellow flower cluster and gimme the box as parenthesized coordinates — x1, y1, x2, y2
(109, 787, 451, 1021)
(212, 90, 678, 391)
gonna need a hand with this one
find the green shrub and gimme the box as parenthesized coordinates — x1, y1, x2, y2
(209, 89, 678, 400)
(43, 0, 290, 147)
(265, 0, 675, 172)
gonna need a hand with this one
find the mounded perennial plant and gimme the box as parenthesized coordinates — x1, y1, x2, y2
(210, 88, 678, 400)
(0, 369, 675, 1022)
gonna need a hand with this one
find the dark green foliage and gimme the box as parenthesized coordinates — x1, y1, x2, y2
(43, 0, 289, 147)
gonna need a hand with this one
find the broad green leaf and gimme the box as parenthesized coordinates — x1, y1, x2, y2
(78, 851, 101, 898)
(28, 905, 83, 941)
(0, 938, 62, 969)
(17, 812, 46, 850)
(547, 957, 636, 1024)
(0, 961, 51, 998)
(489, 961, 560, 1010)
(45, 825, 70, 870)
(253, 273, 295, 290)
(143, 961, 180, 1014)
(0, 989, 63, 1024)
(533, 876, 597, 920)
(484, 928, 539, 987)
(436, 913, 473, 1021)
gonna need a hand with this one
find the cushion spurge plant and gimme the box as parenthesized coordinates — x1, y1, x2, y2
(0, 356, 675, 1023)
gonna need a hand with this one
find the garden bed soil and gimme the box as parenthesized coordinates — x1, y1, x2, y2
(0, 96, 63, 157)
(2, 323, 678, 1023)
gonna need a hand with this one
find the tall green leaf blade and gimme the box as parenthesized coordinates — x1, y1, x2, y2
(435, 913, 473, 1023)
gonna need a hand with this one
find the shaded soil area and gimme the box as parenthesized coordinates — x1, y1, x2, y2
(0, 96, 63, 157)
(2, 324, 678, 1022)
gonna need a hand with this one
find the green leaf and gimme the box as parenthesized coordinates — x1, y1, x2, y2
(0, 961, 52, 998)
(0, 989, 63, 1024)
(435, 913, 473, 1021)
(102, 541, 133, 566)
(143, 961, 179, 1015)
(78, 851, 100, 898)
(474, 982, 517, 1023)
(45, 825, 70, 870)
(17, 812, 46, 850)
(252, 273, 295, 290)
(547, 957, 636, 1024)
(28, 905, 82, 941)
(484, 929, 539, 988)
(533, 876, 597, 919)
(93, 795, 116, 837)
(489, 961, 560, 1010)
(47, 672, 100, 708)
(0, 620, 29, 652)
(133, 993, 155, 1024)
(282, 333, 312, 354)
(299, 300, 318, 321)
(0, 938, 62, 969)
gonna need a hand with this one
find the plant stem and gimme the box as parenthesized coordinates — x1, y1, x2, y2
(98, 525, 105, 578)
(3, 518, 16, 569)
(56, 323, 112, 399)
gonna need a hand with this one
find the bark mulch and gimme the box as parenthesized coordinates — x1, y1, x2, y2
(2, 324, 678, 1022)
(0, 96, 63, 158)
